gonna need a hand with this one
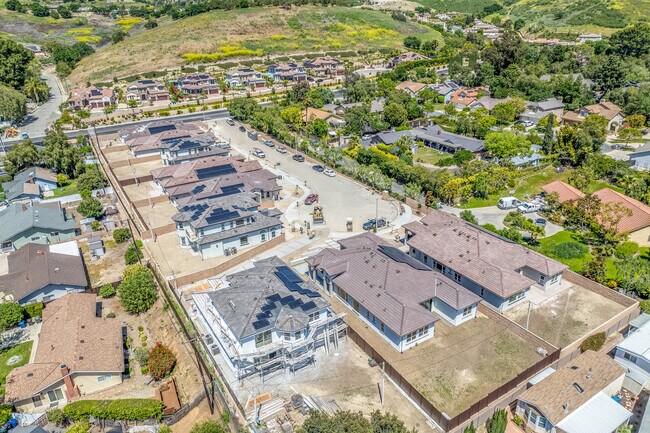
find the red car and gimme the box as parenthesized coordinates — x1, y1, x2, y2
(304, 194, 319, 205)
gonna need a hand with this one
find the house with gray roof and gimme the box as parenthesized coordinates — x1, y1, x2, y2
(172, 192, 282, 259)
(2, 167, 58, 203)
(0, 202, 77, 252)
(428, 81, 459, 103)
(628, 142, 650, 171)
(306, 232, 481, 352)
(404, 211, 567, 312)
(192, 257, 343, 378)
(372, 124, 484, 154)
(159, 134, 230, 166)
(614, 314, 650, 391)
(520, 98, 565, 125)
(469, 96, 509, 113)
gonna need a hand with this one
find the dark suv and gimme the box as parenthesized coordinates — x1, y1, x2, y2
(293, 154, 305, 162)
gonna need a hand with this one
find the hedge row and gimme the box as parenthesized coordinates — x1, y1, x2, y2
(63, 399, 164, 421)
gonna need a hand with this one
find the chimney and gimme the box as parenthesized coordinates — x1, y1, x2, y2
(60, 364, 80, 399)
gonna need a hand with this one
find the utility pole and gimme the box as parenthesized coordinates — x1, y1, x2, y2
(381, 361, 385, 407)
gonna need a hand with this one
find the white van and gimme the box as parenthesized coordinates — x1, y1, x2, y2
(498, 197, 521, 210)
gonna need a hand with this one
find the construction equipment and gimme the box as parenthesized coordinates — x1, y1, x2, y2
(311, 206, 325, 225)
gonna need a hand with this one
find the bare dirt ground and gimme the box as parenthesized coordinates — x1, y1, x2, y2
(113, 159, 162, 179)
(328, 295, 542, 417)
(169, 399, 214, 433)
(79, 237, 130, 287)
(504, 284, 625, 348)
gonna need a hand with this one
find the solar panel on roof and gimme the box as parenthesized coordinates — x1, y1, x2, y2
(288, 299, 304, 309)
(378, 245, 431, 271)
(221, 184, 244, 195)
(301, 301, 317, 311)
(195, 164, 236, 180)
(148, 124, 177, 135)
(191, 184, 206, 195)
(279, 296, 295, 305)
(204, 208, 239, 224)
(260, 303, 275, 312)
(267, 293, 281, 302)
(252, 319, 270, 330)
(275, 266, 302, 283)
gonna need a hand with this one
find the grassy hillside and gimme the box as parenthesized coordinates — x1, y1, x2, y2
(69, 6, 443, 84)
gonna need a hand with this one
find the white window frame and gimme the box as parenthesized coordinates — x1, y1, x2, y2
(508, 291, 525, 305)
(97, 374, 112, 382)
(47, 388, 64, 404)
(462, 306, 473, 317)
(624, 352, 638, 363)
(240, 236, 249, 246)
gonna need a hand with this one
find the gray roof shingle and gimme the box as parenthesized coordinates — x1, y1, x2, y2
(0, 202, 76, 242)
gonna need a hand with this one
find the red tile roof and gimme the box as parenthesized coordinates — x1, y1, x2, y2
(592, 188, 650, 234)
(542, 180, 585, 203)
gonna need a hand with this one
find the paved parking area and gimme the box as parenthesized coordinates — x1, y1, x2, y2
(443, 205, 563, 237)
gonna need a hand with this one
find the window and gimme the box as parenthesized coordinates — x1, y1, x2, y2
(47, 388, 64, 404)
(380, 323, 385, 333)
(479, 288, 485, 297)
(528, 411, 538, 425)
(283, 332, 292, 341)
(32, 395, 43, 407)
(508, 291, 525, 304)
(423, 255, 429, 264)
(462, 306, 473, 317)
(255, 330, 272, 348)
(537, 416, 547, 428)
(1, 241, 12, 249)
(240, 236, 249, 246)
(271, 229, 276, 239)
(452, 271, 461, 283)
(43, 295, 54, 302)
(624, 352, 638, 363)
(236, 219, 245, 227)
(353, 300, 359, 312)
(435, 261, 443, 272)
(176, 223, 184, 230)
(97, 375, 112, 382)
(50, 231, 60, 237)
(539, 274, 546, 284)
(198, 229, 204, 237)
(572, 382, 584, 393)
(180, 237, 187, 246)
(309, 312, 319, 322)
(260, 231, 266, 242)
(30, 236, 41, 241)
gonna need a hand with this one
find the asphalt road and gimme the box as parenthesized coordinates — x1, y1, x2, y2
(442, 204, 563, 236)
(20, 69, 65, 138)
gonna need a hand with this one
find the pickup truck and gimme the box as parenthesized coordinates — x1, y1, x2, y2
(252, 148, 266, 158)
(517, 202, 542, 213)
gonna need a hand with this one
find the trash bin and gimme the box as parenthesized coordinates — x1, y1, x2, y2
(18, 320, 26, 329)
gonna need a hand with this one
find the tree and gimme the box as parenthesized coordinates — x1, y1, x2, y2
(55, 61, 72, 78)
(57, 5, 71, 18)
(460, 209, 478, 224)
(4, 139, 39, 174)
(77, 197, 104, 218)
(582, 253, 606, 283)
(593, 56, 627, 99)
(66, 421, 90, 433)
(403, 36, 421, 50)
(41, 126, 83, 177)
(306, 87, 334, 108)
(616, 425, 634, 433)
(383, 102, 408, 127)
(113, 228, 132, 244)
(464, 422, 476, 433)
(144, 19, 158, 29)
(627, 114, 646, 129)
(0, 84, 27, 123)
(76, 167, 106, 192)
(0, 38, 34, 89)
(23, 77, 49, 104)
(542, 113, 555, 154)
(124, 244, 143, 265)
(403, 182, 422, 201)
(5, 0, 23, 11)
(111, 29, 127, 44)
(306, 118, 329, 139)
(298, 410, 410, 433)
(609, 23, 650, 58)
(481, 31, 525, 74)
(287, 81, 310, 104)
(147, 342, 176, 380)
(99, 284, 116, 298)
(487, 409, 507, 433)
(0, 302, 23, 330)
(118, 264, 157, 314)
(484, 131, 531, 161)
(421, 40, 438, 52)
(190, 421, 227, 433)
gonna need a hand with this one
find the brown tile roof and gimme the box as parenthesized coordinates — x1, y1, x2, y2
(0, 242, 88, 303)
(583, 102, 623, 121)
(449, 87, 486, 106)
(592, 188, 650, 234)
(518, 350, 624, 424)
(303, 107, 341, 123)
(562, 111, 583, 123)
(5, 293, 124, 401)
(404, 211, 566, 298)
(395, 81, 427, 94)
(307, 232, 480, 336)
(542, 180, 585, 203)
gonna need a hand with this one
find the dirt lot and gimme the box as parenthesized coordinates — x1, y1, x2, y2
(504, 283, 626, 348)
(79, 237, 130, 287)
(112, 159, 163, 179)
(328, 296, 543, 418)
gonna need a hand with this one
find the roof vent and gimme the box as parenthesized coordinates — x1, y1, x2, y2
(80, 340, 85, 343)
(572, 382, 584, 393)
(27, 373, 33, 377)
(229, 300, 236, 311)
(563, 403, 569, 413)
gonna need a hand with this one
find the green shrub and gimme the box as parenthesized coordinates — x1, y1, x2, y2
(641, 300, 650, 314)
(190, 420, 227, 433)
(63, 399, 164, 421)
(67, 421, 90, 433)
(140, 366, 149, 375)
(113, 228, 132, 244)
(0, 302, 24, 329)
(463, 422, 476, 433)
(487, 409, 507, 433)
(124, 244, 143, 265)
(99, 284, 116, 298)
(0, 405, 13, 425)
(118, 265, 157, 314)
(46, 408, 69, 427)
(551, 242, 588, 259)
(23, 302, 44, 319)
(134, 346, 149, 366)
(580, 332, 607, 352)
(147, 342, 176, 379)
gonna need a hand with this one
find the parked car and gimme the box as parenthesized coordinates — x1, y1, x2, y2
(304, 193, 319, 205)
(363, 218, 387, 231)
(226, 118, 235, 126)
(517, 202, 542, 213)
(21, 132, 29, 139)
(362, 134, 372, 141)
(252, 148, 266, 158)
(263, 139, 275, 147)
(276, 146, 287, 154)
(312, 165, 325, 172)
(293, 154, 305, 162)
(515, 120, 534, 127)
(497, 196, 522, 210)
(534, 218, 547, 227)
(323, 168, 335, 177)
(239, 125, 246, 132)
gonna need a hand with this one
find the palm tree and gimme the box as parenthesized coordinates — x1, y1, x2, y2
(24, 77, 48, 104)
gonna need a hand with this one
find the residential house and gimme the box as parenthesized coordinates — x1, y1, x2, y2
(539, 73, 594, 88)
(324, 99, 385, 115)
(0, 202, 77, 252)
(511, 144, 545, 167)
(542, 180, 585, 203)
(428, 81, 459, 103)
(303, 57, 345, 77)
(170, 169, 282, 207)
(2, 167, 58, 203)
(562, 101, 625, 132)
(125, 80, 169, 103)
(192, 256, 343, 377)
(592, 188, 650, 244)
(268, 63, 307, 82)
(395, 81, 428, 97)
(469, 96, 509, 113)
(306, 233, 481, 353)
(67, 86, 116, 111)
(159, 134, 231, 166)
(119, 120, 204, 157)
(0, 241, 87, 305)
(352, 67, 390, 79)
(449, 87, 487, 109)
(520, 98, 565, 125)
(303, 107, 346, 128)
(515, 350, 630, 433)
(225, 69, 266, 89)
(403, 210, 567, 312)
(172, 192, 282, 259)
(175, 74, 219, 95)
(5, 293, 124, 412)
(387, 52, 427, 68)
(372, 125, 484, 154)
(629, 142, 650, 171)
(614, 314, 650, 391)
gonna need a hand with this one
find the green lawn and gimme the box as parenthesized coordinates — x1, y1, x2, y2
(415, 147, 449, 165)
(535, 230, 592, 273)
(51, 179, 79, 198)
(0, 341, 33, 396)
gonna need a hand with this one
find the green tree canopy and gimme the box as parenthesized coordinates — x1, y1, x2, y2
(0, 38, 35, 89)
(41, 126, 83, 177)
(189, 421, 227, 433)
(76, 167, 107, 192)
(77, 197, 104, 218)
(118, 265, 157, 314)
(383, 102, 408, 127)
(609, 23, 650, 58)
(484, 130, 531, 161)
(0, 302, 23, 330)
(0, 84, 27, 123)
(4, 139, 40, 174)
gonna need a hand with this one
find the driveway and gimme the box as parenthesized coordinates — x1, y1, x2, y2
(442, 205, 563, 237)
(19, 68, 64, 137)
(210, 121, 401, 234)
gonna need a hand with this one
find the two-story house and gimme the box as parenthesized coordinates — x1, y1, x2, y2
(268, 63, 307, 82)
(0, 202, 77, 252)
(175, 74, 220, 95)
(225, 69, 266, 88)
(192, 257, 344, 378)
(387, 52, 427, 68)
(520, 98, 565, 125)
(125, 79, 170, 103)
(159, 134, 231, 166)
(67, 86, 116, 111)
(404, 211, 567, 312)
(614, 313, 650, 390)
(2, 167, 58, 203)
(172, 193, 283, 259)
(307, 232, 481, 353)
(303, 57, 345, 77)
(562, 101, 625, 132)
(120, 120, 204, 158)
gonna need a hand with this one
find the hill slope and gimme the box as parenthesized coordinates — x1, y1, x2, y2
(70, 6, 443, 84)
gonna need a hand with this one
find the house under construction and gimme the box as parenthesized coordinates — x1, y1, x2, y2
(192, 257, 346, 382)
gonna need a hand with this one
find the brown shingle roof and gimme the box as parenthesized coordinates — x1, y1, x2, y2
(395, 81, 427, 94)
(404, 211, 566, 298)
(592, 188, 650, 234)
(542, 180, 585, 203)
(518, 350, 624, 424)
(5, 293, 124, 401)
(583, 102, 622, 121)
